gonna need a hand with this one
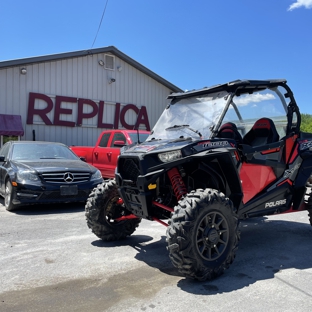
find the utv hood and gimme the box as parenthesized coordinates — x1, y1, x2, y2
(122, 138, 196, 155)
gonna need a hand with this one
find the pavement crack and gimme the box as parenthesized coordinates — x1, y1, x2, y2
(275, 275, 312, 298)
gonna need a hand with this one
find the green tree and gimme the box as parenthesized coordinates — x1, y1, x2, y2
(300, 114, 312, 133)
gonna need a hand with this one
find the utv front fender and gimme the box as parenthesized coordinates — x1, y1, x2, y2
(192, 148, 243, 210)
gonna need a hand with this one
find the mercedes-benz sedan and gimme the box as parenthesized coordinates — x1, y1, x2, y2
(0, 141, 103, 211)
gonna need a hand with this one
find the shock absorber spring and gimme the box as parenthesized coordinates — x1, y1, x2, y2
(167, 167, 187, 201)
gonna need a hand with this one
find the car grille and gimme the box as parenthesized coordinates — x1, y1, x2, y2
(41, 172, 91, 183)
(119, 158, 140, 182)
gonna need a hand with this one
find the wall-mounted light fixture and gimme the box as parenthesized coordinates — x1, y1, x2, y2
(109, 78, 116, 84)
(117, 66, 122, 72)
(20, 68, 27, 74)
(98, 60, 104, 66)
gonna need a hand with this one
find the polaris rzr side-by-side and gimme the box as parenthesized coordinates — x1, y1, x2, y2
(85, 79, 312, 281)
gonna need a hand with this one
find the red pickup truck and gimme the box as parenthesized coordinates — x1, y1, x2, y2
(70, 130, 150, 179)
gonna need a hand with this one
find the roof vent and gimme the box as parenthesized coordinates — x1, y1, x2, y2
(104, 54, 115, 70)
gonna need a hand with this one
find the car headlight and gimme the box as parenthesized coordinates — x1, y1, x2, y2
(17, 170, 39, 182)
(158, 150, 182, 163)
(91, 169, 102, 180)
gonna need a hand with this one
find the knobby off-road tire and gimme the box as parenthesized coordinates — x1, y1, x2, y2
(166, 188, 239, 281)
(85, 179, 141, 241)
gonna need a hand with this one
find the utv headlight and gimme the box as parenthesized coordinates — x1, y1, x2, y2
(91, 169, 102, 180)
(158, 150, 182, 163)
(17, 170, 39, 182)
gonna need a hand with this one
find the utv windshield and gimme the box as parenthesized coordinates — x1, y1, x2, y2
(147, 84, 291, 142)
(147, 91, 229, 141)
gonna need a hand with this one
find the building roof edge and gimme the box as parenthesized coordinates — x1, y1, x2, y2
(0, 46, 183, 93)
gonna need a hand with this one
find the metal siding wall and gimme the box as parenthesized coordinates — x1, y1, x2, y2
(0, 53, 173, 146)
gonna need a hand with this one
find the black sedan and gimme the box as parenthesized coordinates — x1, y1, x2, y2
(0, 141, 103, 211)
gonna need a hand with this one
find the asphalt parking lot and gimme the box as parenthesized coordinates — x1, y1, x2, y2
(1, 197, 312, 312)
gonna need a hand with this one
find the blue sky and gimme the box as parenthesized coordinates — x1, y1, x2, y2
(1, 0, 312, 113)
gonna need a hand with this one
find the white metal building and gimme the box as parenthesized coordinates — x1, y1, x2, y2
(0, 46, 182, 147)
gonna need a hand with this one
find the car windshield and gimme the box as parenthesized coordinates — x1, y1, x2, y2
(147, 85, 290, 141)
(11, 143, 79, 161)
(147, 91, 229, 141)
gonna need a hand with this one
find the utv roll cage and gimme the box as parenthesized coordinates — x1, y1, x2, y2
(168, 79, 301, 137)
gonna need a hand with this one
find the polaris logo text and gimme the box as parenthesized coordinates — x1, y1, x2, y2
(265, 199, 286, 208)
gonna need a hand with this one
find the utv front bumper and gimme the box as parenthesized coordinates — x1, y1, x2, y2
(115, 156, 165, 219)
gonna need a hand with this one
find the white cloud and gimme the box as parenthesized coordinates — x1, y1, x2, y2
(234, 93, 275, 106)
(288, 0, 312, 11)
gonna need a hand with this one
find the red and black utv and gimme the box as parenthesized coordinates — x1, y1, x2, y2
(85, 79, 312, 281)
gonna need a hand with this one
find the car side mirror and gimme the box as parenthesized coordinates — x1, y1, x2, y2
(113, 140, 126, 147)
(80, 157, 86, 162)
(0, 155, 5, 162)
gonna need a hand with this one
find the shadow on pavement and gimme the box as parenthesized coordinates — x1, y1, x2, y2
(92, 234, 183, 278)
(92, 216, 312, 294)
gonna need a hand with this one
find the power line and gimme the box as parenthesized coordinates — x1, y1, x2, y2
(91, 0, 109, 49)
